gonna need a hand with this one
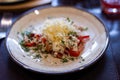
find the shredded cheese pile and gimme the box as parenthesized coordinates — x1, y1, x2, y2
(41, 18, 77, 52)
(42, 18, 76, 42)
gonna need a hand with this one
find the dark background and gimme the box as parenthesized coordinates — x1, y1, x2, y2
(0, 0, 120, 80)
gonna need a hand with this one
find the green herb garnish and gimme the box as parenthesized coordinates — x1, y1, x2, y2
(61, 58, 68, 63)
(21, 32, 25, 37)
(81, 27, 88, 31)
(19, 40, 24, 46)
(23, 47, 30, 52)
(69, 57, 75, 61)
(21, 31, 31, 38)
(19, 40, 30, 52)
(66, 17, 71, 22)
(44, 55, 48, 58)
(34, 54, 41, 59)
(80, 56, 85, 61)
(61, 40, 65, 44)
(25, 31, 31, 35)
(66, 17, 74, 25)
(33, 47, 39, 52)
(37, 44, 42, 49)
(68, 31, 77, 36)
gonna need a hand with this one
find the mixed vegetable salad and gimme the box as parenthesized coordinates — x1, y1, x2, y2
(19, 17, 90, 63)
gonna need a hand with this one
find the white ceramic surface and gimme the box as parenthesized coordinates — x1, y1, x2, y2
(6, 7, 109, 74)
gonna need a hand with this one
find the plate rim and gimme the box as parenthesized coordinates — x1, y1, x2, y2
(5, 6, 109, 74)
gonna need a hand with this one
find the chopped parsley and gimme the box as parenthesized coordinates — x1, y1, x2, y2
(61, 58, 68, 63)
(19, 40, 30, 52)
(23, 47, 30, 52)
(19, 40, 24, 46)
(44, 55, 48, 58)
(33, 48, 39, 51)
(21, 31, 31, 38)
(80, 56, 85, 61)
(25, 31, 31, 36)
(66, 17, 74, 25)
(61, 40, 65, 44)
(66, 17, 71, 22)
(68, 31, 77, 36)
(69, 57, 75, 61)
(37, 44, 43, 49)
(81, 27, 88, 31)
(34, 54, 41, 59)
(21, 32, 25, 37)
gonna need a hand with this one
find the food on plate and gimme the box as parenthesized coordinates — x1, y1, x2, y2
(18, 17, 89, 63)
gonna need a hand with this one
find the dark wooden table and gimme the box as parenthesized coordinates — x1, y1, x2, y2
(0, 0, 120, 80)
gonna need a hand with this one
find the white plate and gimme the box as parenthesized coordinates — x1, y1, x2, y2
(6, 7, 109, 74)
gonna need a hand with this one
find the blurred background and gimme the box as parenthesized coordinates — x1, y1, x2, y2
(0, 0, 120, 80)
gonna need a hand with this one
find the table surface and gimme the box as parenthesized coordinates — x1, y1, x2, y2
(0, 0, 120, 80)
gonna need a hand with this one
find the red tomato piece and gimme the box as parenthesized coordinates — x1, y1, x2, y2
(68, 49, 80, 57)
(24, 42, 36, 47)
(46, 43, 51, 51)
(56, 53, 63, 59)
(78, 35, 90, 42)
(41, 38, 46, 43)
(81, 35, 89, 39)
(35, 34, 41, 38)
(30, 33, 35, 37)
(68, 43, 84, 57)
(35, 34, 41, 40)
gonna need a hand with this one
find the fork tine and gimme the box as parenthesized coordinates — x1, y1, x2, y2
(0, 12, 13, 39)
(1, 12, 13, 28)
